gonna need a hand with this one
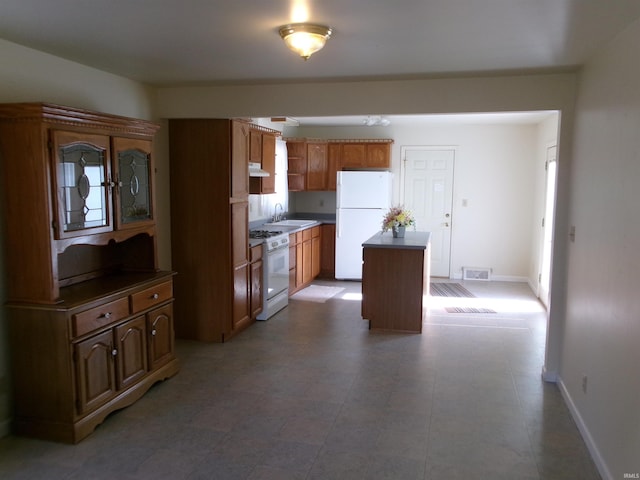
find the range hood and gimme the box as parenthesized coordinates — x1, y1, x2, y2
(249, 162, 270, 177)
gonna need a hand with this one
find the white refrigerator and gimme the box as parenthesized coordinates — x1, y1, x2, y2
(335, 171, 392, 279)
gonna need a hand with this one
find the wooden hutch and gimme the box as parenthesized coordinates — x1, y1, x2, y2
(0, 103, 179, 443)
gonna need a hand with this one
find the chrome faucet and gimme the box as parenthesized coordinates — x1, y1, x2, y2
(273, 203, 284, 222)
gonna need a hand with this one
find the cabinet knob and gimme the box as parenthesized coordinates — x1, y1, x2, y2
(103, 312, 112, 319)
(111, 348, 118, 356)
(152, 293, 159, 300)
(151, 329, 157, 336)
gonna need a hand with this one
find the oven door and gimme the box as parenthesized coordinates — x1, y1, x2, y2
(266, 245, 289, 300)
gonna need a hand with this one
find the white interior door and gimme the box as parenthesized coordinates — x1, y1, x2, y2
(538, 146, 557, 308)
(402, 147, 455, 278)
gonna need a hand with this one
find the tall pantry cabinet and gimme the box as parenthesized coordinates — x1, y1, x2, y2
(169, 119, 255, 342)
(0, 103, 179, 443)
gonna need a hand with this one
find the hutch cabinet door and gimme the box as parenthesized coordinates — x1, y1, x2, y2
(114, 316, 148, 390)
(51, 131, 113, 239)
(74, 330, 117, 414)
(112, 137, 154, 230)
(147, 304, 175, 370)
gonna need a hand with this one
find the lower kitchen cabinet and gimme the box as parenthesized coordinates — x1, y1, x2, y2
(289, 225, 322, 294)
(320, 223, 336, 278)
(8, 272, 179, 444)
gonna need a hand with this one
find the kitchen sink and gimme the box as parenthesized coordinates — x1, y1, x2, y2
(264, 219, 317, 228)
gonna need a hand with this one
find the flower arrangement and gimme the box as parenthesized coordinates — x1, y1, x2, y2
(381, 205, 416, 232)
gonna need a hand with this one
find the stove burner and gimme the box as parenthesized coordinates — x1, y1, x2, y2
(249, 230, 284, 239)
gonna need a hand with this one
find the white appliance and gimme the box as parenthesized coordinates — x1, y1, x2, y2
(335, 171, 392, 279)
(250, 230, 290, 320)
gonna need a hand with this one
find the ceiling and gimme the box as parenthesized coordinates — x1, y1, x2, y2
(2, 0, 640, 88)
(2, 1, 638, 128)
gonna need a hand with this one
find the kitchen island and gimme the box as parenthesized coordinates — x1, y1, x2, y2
(361, 231, 431, 333)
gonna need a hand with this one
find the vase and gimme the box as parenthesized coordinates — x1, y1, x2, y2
(392, 226, 406, 238)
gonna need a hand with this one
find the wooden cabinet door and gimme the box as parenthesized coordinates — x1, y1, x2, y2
(231, 121, 249, 200)
(74, 330, 116, 414)
(327, 144, 340, 190)
(306, 142, 327, 190)
(366, 143, 391, 169)
(50, 130, 113, 239)
(233, 264, 251, 331)
(114, 316, 148, 390)
(112, 137, 154, 230)
(302, 238, 313, 285)
(249, 129, 262, 164)
(295, 242, 304, 288)
(341, 143, 366, 168)
(312, 234, 321, 278)
(231, 202, 249, 268)
(250, 258, 263, 318)
(320, 224, 336, 277)
(261, 133, 276, 194)
(147, 304, 174, 370)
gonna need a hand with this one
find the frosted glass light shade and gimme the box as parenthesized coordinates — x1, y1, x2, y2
(279, 23, 332, 60)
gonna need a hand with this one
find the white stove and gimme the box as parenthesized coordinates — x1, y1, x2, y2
(250, 229, 290, 320)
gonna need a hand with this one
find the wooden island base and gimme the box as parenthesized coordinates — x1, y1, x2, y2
(361, 231, 431, 333)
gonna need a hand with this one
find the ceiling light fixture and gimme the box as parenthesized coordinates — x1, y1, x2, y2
(278, 23, 332, 60)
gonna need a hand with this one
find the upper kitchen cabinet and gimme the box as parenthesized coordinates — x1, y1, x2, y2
(337, 140, 393, 170)
(286, 139, 307, 191)
(285, 139, 331, 191)
(249, 125, 279, 195)
(306, 141, 328, 191)
(286, 138, 393, 192)
(0, 102, 161, 304)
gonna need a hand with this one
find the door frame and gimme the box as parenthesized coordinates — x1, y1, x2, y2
(538, 144, 558, 308)
(400, 145, 457, 278)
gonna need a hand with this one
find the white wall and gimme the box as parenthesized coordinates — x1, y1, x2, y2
(559, 18, 640, 480)
(0, 39, 160, 437)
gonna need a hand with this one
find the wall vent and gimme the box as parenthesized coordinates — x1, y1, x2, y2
(463, 267, 491, 281)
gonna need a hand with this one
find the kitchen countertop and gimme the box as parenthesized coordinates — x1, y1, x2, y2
(362, 231, 431, 250)
(248, 218, 328, 247)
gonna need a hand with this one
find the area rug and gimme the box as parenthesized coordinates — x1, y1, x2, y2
(430, 282, 476, 298)
(291, 285, 345, 303)
(444, 307, 496, 314)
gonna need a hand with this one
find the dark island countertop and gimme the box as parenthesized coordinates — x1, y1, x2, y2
(362, 231, 431, 250)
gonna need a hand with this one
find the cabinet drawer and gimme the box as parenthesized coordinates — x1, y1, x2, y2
(250, 244, 263, 263)
(130, 281, 173, 313)
(302, 228, 312, 241)
(73, 297, 129, 337)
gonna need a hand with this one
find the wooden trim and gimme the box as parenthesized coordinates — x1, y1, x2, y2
(0, 103, 160, 137)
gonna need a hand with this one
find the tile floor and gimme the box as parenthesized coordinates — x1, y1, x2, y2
(0, 280, 601, 479)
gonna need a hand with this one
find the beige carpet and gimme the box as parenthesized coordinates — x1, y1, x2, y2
(291, 284, 345, 303)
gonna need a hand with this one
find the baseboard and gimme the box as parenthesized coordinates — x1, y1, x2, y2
(557, 376, 612, 480)
(541, 365, 558, 383)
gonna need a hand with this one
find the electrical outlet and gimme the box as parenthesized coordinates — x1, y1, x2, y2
(582, 374, 588, 393)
